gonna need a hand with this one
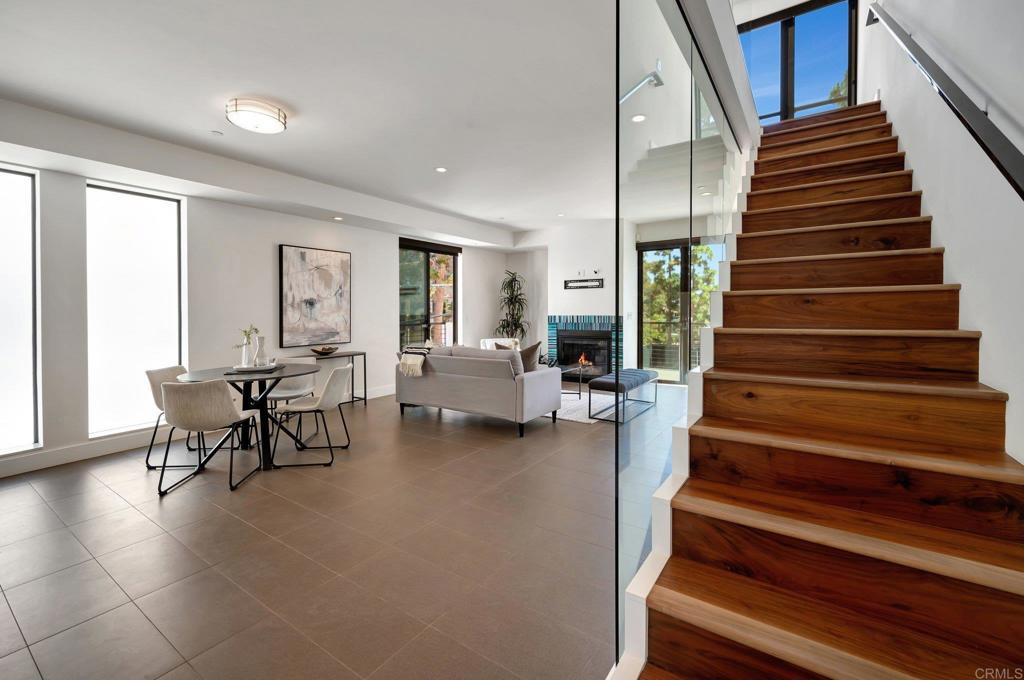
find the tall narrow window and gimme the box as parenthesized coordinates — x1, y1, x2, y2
(87, 186, 180, 436)
(739, 0, 856, 122)
(0, 168, 37, 452)
(398, 239, 459, 348)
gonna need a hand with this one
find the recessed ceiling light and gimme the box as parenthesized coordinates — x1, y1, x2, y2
(700, 191, 712, 196)
(631, 114, 647, 123)
(696, 185, 705, 190)
(434, 167, 448, 173)
(209, 130, 224, 136)
(557, 212, 565, 217)
(225, 98, 287, 134)
(332, 216, 344, 221)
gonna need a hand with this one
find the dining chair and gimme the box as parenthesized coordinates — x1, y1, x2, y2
(272, 364, 352, 467)
(144, 365, 200, 470)
(158, 380, 261, 495)
(268, 356, 318, 439)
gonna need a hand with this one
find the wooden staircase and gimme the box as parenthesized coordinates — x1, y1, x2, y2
(640, 100, 1024, 679)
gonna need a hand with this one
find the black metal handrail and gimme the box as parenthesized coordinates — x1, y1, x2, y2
(867, 2, 1024, 201)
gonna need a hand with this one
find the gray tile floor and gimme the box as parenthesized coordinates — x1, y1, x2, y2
(0, 389, 659, 680)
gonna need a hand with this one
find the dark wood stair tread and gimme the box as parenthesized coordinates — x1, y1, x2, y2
(672, 480, 1024, 595)
(724, 282, 959, 297)
(736, 216, 930, 241)
(755, 136, 900, 166)
(638, 665, 687, 680)
(691, 414, 1023, 484)
(759, 122, 893, 150)
(747, 170, 913, 200)
(760, 111, 888, 143)
(731, 246, 942, 267)
(761, 101, 883, 134)
(649, 555, 1013, 680)
(752, 153, 905, 183)
(742, 191, 922, 219)
(702, 367, 1007, 401)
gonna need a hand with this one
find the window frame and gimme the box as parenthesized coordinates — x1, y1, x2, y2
(739, 0, 858, 122)
(0, 165, 40, 451)
(85, 183, 183, 436)
(636, 238, 692, 384)
(398, 237, 461, 347)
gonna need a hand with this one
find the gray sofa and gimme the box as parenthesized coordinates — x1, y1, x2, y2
(396, 346, 562, 436)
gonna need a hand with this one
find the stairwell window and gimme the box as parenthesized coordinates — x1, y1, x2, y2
(739, 0, 857, 122)
(86, 185, 181, 436)
(0, 168, 38, 454)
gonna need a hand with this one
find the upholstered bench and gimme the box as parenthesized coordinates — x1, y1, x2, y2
(587, 369, 658, 423)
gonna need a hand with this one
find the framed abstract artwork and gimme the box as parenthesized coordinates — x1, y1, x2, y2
(279, 244, 352, 347)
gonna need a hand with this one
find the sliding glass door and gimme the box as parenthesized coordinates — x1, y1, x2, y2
(638, 242, 687, 384)
(739, 0, 856, 122)
(398, 238, 458, 348)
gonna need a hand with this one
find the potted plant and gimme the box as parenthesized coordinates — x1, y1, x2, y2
(495, 270, 530, 340)
(234, 323, 260, 367)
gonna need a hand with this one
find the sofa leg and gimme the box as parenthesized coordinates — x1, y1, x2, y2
(400, 403, 405, 415)
(518, 423, 525, 438)
(552, 410, 558, 423)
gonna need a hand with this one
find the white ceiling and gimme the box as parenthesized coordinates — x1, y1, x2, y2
(0, 0, 615, 231)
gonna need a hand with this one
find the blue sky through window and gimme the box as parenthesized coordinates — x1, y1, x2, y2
(740, 22, 781, 119)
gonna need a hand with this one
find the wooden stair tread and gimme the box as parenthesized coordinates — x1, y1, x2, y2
(761, 102, 882, 133)
(760, 111, 888, 142)
(747, 170, 913, 199)
(723, 282, 959, 297)
(755, 137, 900, 166)
(638, 665, 686, 680)
(736, 216, 930, 240)
(691, 414, 1024, 484)
(742, 191, 922, 218)
(731, 246, 942, 267)
(759, 122, 893, 150)
(650, 556, 1011, 680)
(713, 327, 980, 338)
(703, 367, 1007, 401)
(672, 480, 1024, 595)
(752, 153, 905, 183)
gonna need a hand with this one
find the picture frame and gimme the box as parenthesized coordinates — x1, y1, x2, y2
(279, 244, 352, 348)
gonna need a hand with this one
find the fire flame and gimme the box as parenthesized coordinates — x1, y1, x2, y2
(578, 352, 592, 366)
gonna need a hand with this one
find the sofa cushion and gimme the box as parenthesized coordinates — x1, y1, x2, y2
(452, 345, 524, 375)
(429, 346, 453, 356)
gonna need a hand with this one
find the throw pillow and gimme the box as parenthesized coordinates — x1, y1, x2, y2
(520, 341, 542, 372)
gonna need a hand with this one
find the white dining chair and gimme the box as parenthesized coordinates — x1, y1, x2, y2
(268, 356, 318, 439)
(158, 380, 261, 495)
(144, 365, 201, 470)
(272, 364, 352, 466)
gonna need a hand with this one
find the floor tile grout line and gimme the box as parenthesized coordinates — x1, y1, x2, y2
(1, 587, 44, 680)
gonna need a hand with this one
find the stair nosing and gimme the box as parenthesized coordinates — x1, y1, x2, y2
(759, 122, 893, 150)
(761, 101, 883, 132)
(731, 246, 942, 267)
(702, 367, 1007, 401)
(736, 216, 931, 239)
(747, 170, 913, 198)
(648, 580, 916, 680)
(760, 110, 888, 141)
(713, 327, 981, 338)
(671, 483, 1024, 596)
(754, 137, 900, 166)
(752, 152, 906, 182)
(742, 190, 922, 217)
(723, 283, 959, 296)
(690, 418, 1022, 484)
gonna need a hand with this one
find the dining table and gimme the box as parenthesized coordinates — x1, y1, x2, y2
(177, 363, 321, 473)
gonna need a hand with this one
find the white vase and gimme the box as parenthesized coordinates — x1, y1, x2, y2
(253, 336, 265, 366)
(240, 341, 252, 367)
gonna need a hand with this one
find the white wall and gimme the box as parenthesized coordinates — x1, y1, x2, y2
(459, 247, 509, 347)
(859, 0, 1024, 458)
(517, 223, 618, 317)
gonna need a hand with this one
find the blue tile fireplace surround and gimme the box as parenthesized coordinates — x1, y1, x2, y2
(547, 315, 623, 379)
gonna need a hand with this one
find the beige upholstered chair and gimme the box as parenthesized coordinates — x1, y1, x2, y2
(158, 380, 260, 495)
(145, 365, 200, 469)
(268, 356, 319, 440)
(272, 365, 352, 465)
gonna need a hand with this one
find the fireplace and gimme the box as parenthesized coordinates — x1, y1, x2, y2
(556, 329, 612, 381)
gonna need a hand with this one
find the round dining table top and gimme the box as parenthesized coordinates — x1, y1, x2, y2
(177, 364, 320, 383)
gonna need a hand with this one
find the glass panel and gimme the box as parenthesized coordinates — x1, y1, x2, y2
(739, 21, 782, 120)
(86, 187, 179, 436)
(639, 247, 684, 382)
(0, 169, 36, 453)
(428, 252, 454, 345)
(794, 1, 849, 114)
(398, 248, 428, 347)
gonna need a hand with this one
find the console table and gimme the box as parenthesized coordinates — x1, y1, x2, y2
(310, 350, 367, 406)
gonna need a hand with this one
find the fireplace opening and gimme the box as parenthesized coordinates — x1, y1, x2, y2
(556, 329, 612, 381)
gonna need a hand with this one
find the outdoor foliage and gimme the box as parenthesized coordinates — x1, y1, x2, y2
(495, 270, 530, 340)
(641, 245, 719, 368)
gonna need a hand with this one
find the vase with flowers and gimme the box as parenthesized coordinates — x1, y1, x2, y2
(234, 324, 260, 367)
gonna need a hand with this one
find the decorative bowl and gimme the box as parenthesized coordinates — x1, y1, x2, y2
(311, 346, 338, 356)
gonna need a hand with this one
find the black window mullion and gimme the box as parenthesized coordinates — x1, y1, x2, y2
(780, 17, 795, 120)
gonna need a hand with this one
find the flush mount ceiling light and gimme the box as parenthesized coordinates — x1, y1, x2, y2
(225, 98, 287, 134)
(434, 167, 448, 173)
(631, 114, 647, 123)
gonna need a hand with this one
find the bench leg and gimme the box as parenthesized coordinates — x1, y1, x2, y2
(518, 423, 525, 438)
